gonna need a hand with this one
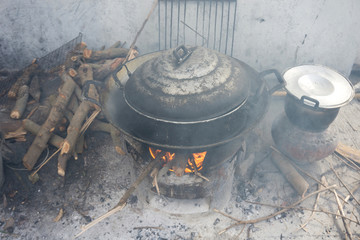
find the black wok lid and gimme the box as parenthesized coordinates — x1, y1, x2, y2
(124, 45, 251, 122)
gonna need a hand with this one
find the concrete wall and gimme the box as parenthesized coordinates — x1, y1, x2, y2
(0, 0, 359, 76)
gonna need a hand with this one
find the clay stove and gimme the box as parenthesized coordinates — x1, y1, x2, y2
(272, 65, 354, 164)
(99, 45, 282, 213)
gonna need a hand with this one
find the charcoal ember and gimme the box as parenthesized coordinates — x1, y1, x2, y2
(243, 205, 254, 215)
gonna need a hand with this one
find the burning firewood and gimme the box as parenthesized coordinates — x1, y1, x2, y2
(7, 59, 39, 99)
(10, 85, 29, 119)
(22, 72, 76, 170)
(171, 152, 188, 177)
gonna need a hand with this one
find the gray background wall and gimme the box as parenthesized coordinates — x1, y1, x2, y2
(1, 0, 359, 76)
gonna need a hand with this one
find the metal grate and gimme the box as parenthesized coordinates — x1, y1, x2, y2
(158, 0, 237, 56)
(37, 32, 83, 71)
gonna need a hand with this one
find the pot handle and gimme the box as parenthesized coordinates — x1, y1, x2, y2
(300, 95, 319, 108)
(173, 45, 192, 65)
(82, 80, 105, 107)
(258, 69, 286, 95)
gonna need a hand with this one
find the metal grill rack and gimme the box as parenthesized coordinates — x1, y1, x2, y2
(157, 0, 237, 56)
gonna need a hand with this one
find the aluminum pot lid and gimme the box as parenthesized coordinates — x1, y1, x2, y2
(283, 65, 354, 108)
(123, 45, 251, 122)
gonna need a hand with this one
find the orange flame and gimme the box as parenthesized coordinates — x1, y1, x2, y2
(149, 147, 206, 173)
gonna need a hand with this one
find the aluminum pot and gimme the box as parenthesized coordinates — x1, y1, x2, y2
(283, 65, 354, 131)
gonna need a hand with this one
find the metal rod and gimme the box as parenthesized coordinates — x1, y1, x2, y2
(202, 1, 206, 46)
(225, 0, 231, 54)
(165, 0, 168, 49)
(177, 0, 180, 46)
(181, 20, 207, 41)
(213, 0, 218, 50)
(195, 0, 200, 45)
(158, 1, 161, 50)
(207, 0, 212, 48)
(170, 0, 174, 48)
(231, 0, 237, 56)
(183, 0, 187, 44)
(218, 0, 224, 52)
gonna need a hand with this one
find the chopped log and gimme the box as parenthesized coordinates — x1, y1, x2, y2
(58, 64, 98, 176)
(29, 97, 52, 124)
(92, 58, 125, 81)
(335, 142, 360, 164)
(8, 60, 39, 99)
(83, 48, 129, 62)
(75, 133, 85, 154)
(271, 149, 309, 197)
(22, 73, 76, 170)
(61, 101, 92, 155)
(67, 94, 79, 114)
(29, 74, 41, 102)
(89, 119, 111, 133)
(109, 125, 126, 155)
(0, 112, 22, 133)
(109, 41, 122, 49)
(10, 85, 29, 119)
(171, 152, 188, 177)
(23, 119, 64, 148)
(272, 90, 287, 97)
(58, 153, 72, 177)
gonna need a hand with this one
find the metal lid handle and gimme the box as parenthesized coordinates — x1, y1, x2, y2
(173, 45, 192, 65)
(300, 95, 320, 108)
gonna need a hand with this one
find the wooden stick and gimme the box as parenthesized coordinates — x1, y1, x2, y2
(150, 167, 160, 195)
(299, 176, 325, 231)
(109, 125, 126, 155)
(31, 146, 63, 177)
(10, 85, 29, 119)
(75, 152, 165, 238)
(333, 189, 353, 240)
(215, 185, 337, 234)
(189, 156, 209, 181)
(22, 73, 76, 170)
(243, 200, 359, 224)
(329, 162, 360, 206)
(271, 148, 309, 197)
(123, 0, 158, 64)
(335, 142, 360, 165)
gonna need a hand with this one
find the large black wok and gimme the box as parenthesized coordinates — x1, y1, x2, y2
(85, 46, 284, 152)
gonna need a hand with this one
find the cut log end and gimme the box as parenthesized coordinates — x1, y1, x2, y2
(10, 111, 21, 119)
(83, 49, 92, 59)
(68, 68, 78, 77)
(58, 167, 65, 177)
(61, 141, 71, 154)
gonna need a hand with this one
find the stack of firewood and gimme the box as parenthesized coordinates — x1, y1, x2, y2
(5, 41, 138, 177)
